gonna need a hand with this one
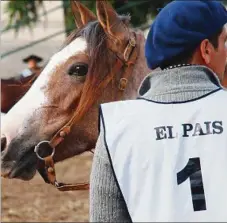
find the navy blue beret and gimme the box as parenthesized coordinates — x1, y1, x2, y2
(145, 1, 227, 69)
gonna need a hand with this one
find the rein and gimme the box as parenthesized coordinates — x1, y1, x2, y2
(34, 32, 139, 192)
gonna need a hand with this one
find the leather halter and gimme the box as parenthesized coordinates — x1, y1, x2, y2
(34, 32, 139, 191)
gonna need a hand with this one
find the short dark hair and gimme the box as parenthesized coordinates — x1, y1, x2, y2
(160, 28, 223, 69)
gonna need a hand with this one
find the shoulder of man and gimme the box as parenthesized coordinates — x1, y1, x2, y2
(20, 68, 33, 77)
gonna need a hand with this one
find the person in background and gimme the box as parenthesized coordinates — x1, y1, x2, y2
(89, 1, 227, 222)
(20, 54, 43, 78)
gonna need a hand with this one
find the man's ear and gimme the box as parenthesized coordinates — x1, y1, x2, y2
(200, 39, 213, 64)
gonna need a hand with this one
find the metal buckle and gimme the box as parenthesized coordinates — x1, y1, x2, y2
(124, 36, 136, 62)
(119, 78, 128, 91)
(129, 36, 136, 47)
(34, 140, 55, 161)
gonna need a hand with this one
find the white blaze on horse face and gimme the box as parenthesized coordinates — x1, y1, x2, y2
(2, 37, 87, 140)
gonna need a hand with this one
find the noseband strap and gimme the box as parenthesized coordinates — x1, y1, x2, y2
(36, 32, 139, 191)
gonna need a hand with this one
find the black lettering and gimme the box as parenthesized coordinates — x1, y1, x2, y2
(167, 126, 175, 139)
(177, 157, 206, 211)
(154, 126, 167, 140)
(182, 123, 193, 137)
(204, 121, 212, 135)
(212, 121, 223, 134)
(192, 123, 206, 136)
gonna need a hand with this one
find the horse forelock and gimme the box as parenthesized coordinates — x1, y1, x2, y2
(59, 15, 132, 122)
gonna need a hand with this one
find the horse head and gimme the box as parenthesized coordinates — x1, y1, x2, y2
(1, 0, 150, 185)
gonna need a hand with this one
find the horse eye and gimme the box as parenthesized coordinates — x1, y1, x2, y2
(68, 63, 88, 77)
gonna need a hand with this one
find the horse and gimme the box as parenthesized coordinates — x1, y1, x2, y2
(1, 73, 40, 113)
(1, 0, 151, 190)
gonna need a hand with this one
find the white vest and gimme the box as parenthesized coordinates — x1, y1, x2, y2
(100, 89, 227, 222)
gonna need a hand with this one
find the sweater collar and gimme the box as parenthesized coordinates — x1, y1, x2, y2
(138, 65, 223, 102)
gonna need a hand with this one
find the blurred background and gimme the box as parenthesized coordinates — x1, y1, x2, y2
(1, 0, 227, 222)
(1, 0, 170, 79)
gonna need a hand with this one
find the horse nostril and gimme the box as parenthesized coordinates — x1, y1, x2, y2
(1, 136, 7, 152)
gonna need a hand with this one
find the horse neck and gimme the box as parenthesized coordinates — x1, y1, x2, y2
(123, 32, 151, 100)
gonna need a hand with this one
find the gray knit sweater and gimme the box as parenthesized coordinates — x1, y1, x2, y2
(89, 65, 222, 222)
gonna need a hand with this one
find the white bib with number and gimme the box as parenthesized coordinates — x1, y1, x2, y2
(100, 89, 227, 222)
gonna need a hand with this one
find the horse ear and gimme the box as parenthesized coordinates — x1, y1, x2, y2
(96, 0, 127, 41)
(71, 0, 96, 29)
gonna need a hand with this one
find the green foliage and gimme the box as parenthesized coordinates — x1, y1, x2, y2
(113, 0, 171, 27)
(4, 0, 173, 35)
(4, 0, 227, 35)
(4, 0, 45, 33)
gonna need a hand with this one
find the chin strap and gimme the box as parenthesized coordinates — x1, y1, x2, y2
(37, 154, 90, 191)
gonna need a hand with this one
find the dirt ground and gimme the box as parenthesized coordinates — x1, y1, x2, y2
(1, 152, 93, 222)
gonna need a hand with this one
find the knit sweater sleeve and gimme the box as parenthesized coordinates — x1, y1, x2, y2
(89, 122, 131, 222)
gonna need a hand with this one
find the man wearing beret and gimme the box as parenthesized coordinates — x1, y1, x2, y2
(90, 1, 227, 222)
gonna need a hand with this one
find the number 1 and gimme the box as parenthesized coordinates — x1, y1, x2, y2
(177, 157, 207, 211)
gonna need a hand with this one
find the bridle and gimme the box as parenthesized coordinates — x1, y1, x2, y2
(35, 32, 139, 191)
(34, 31, 139, 191)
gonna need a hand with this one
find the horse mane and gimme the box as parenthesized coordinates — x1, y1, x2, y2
(61, 15, 131, 122)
